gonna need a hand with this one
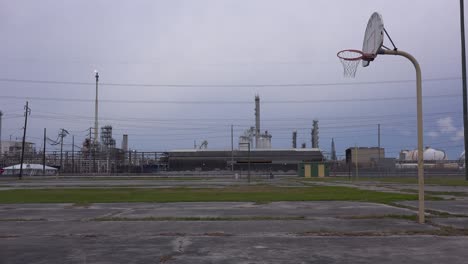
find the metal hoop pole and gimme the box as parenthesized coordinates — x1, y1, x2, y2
(380, 49, 424, 224)
(459, 0, 468, 181)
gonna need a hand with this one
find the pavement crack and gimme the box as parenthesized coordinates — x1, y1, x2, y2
(98, 208, 134, 219)
(172, 236, 191, 253)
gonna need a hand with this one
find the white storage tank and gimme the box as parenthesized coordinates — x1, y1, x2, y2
(239, 136, 251, 150)
(399, 147, 447, 161)
(256, 131, 272, 149)
(423, 147, 447, 160)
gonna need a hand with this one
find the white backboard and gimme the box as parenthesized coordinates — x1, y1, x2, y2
(362, 12, 384, 67)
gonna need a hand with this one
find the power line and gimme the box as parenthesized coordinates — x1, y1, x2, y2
(0, 93, 461, 105)
(0, 76, 461, 88)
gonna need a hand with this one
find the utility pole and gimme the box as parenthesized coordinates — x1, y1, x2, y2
(248, 142, 251, 183)
(378, 124, 381, 160)
(460, 0, 468, 181)
(60, 131, 64, 172)
(231, 124, 234, 172)
(72, 135, 75, 174)
(19, 101, 31, 179)
(88, 127, 92, 173)
(59, 128, 69, 173)
(354, 144, 358, 180)
(43, 128, 46, 175)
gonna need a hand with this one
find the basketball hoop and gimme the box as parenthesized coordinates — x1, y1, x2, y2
(337, 49, 374, 78)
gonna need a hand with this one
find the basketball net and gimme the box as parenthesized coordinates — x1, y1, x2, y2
(339, 58, 361, 78)
(337, 50, 368, 78)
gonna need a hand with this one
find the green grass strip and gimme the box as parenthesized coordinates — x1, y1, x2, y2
(0, 185, 427, 204)
(299, 177, 468, 186)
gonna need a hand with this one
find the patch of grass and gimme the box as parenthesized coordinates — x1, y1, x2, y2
(425, 191, 468, 197)
(297, 227, 468, 237)
(343, 214, 418, 221)
(356, 177, 468, 186)
(0, 218, 46, 221)
(298, 176, 468, 186)
(294, 177, 342, 183)
(86, 177, 210, 181)
(0, 185, 428, 204)
(398, 189, 418, 193)
(424, 209, 468, 218)
(93, 216, 306, 221)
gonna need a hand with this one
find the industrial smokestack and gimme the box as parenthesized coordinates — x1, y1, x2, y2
(255, 95, 260, 149)
(331, 138, 337, 160)
(312, 120, 319, 148)
(122, 134, 128, 152)
(292, 130, 297, 148)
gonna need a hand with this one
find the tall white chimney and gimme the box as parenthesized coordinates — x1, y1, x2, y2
(122, 134, 128, 152)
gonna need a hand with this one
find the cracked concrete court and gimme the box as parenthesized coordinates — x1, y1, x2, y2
(1, 176, 468, 263)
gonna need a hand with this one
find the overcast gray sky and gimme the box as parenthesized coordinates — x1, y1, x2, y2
(0, 0, 466, 159)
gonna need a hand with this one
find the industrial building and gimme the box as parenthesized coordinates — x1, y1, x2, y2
(2, 163, 57, 176)
(167, 95, 323, 171)
(0, 141, 35, 156)
(345, 147, 385, 167)
(167, 149, 323, 171)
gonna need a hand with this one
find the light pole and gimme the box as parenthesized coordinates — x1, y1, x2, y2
(231, 124, 234, 172)
(94, 70, 99, 146)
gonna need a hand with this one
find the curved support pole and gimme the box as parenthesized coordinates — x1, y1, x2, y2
(380, 49, 424, 224)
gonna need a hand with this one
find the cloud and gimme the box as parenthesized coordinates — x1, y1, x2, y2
(452, 130, 464, 141)
(427, 131, 439, 138)
(437, 117, 457, 133)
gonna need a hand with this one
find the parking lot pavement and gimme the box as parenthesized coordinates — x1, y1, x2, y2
(2, 234, 468, 263)
(0, 201, 466, 263)
(430, 217, 468, 229)
(397, 200, 468, 216)
(0, 218, 437, 238)
(0, 201, 416, 221)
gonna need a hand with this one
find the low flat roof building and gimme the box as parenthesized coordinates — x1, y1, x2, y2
(167, 148, 323, 171)
(345, 147, 385, 167)
(0, 141, 35, 156)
